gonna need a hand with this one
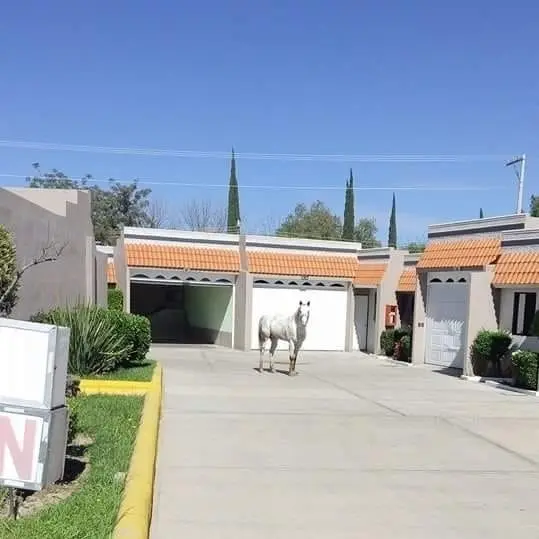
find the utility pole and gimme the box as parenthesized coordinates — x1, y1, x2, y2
(505, 154, 526, 214)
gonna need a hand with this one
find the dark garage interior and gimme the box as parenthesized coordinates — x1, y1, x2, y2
(130, 281, 234, 346)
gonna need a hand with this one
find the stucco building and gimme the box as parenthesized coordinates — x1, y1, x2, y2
(109, 226, 410, 353)
(0, 187, 107, 319)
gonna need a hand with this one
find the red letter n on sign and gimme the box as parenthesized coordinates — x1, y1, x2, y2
(0, 415, 37, 482)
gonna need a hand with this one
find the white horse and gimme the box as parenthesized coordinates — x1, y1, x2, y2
(258, 300, 310, 376)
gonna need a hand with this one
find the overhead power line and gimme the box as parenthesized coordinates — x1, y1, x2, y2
(0, 173, 506, 192)
(0, 139, 510, 163)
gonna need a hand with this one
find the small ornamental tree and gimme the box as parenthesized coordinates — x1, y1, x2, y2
(0, 225, 18, 316)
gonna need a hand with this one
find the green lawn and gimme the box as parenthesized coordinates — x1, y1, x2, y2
(0, 395, 144, 539)
(84, 360, 156, 382)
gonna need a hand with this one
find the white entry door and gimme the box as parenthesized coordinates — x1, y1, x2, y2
(425, 278, 469, 369)
(354, 294, 369, 351)
(251, 287, 348, 351)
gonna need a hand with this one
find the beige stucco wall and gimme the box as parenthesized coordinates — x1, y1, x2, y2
(372, 250, 406, 354)
(464, 268, 499, 375)
(0, 188, 96, 319)
(411, 272, 427, 364)
(95, 250, 108, 307)
(113, 233, 129, 311)
(233, 271, 253, 350)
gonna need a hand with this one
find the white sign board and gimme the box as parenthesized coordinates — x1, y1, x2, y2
(0, 318, 69, 409)
(0, 405, 68, 490)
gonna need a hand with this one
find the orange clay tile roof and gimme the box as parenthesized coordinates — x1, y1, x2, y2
(416, 237, 501, 270)
(126, 243, 240, 272)
(396, 269, 416, 293)
(354, 263, 387, 286)
(107, 261, 116, 284)
(247, 251, 358, 279)
(492, 252, 539, 286)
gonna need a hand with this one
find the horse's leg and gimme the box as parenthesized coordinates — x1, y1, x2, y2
(292, 342, 301, 374)
(259, 336, 267, 372)
(288, 340, 297, 376)
(269, 337, 278, 372)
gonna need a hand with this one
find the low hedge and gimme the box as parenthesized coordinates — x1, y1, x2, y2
(107, 288, 124, 311)
(107, 310, 151, 365)
(30, 304, 151, 375)
(470, 329, 512, 377)
(512, 350, 539, 390)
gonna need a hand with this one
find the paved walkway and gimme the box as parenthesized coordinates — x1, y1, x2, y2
(150, 346, 539, 538)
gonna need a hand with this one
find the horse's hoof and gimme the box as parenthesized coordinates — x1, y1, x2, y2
(258, 368, 264, 373)
(288, 371, 298, 377)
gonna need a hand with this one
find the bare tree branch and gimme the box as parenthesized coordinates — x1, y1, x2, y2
(179, 199, 226, 232)
(0, 240, 67, 309)
(146, 198, 171, 228)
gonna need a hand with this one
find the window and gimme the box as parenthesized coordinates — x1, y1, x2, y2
(512, 292, 537, 336)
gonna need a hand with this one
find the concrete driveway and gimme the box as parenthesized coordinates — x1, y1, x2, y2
(150, 346, 539, 538)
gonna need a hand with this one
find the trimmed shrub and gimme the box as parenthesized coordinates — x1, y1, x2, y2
(31, 304, 130, 375)
(108, 288, 124, 311)
(395, 334, 412, 362)
(107, 310, 151, 365)
(512, 350, 539, 390)
(380, 329, 395, 356)
(470, 329, 512, 377)
(0, 225, 18, 316)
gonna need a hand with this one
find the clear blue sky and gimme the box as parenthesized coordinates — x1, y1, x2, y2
(1, 1, 537, 244)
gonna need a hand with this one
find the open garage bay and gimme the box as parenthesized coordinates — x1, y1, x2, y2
(130, 281, 234, 346)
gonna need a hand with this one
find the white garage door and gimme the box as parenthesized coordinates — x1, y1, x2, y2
(251, 286, 348, 351)
(425, 277, 469, 369)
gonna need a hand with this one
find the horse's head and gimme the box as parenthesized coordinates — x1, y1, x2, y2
(296, 300, 310, 326)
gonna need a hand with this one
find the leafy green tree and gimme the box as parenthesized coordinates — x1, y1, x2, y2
(388, 192, 397, 247)
(0, 225, 18, 316)
(355, 217, 381, 248)
(227, 149, 241, 233)
(27, 164, 153, 245)
(276, 201, 342, 240)
(405, 241, 426, 253)
(342, 169, 355, 240)
(479, 208, 484, 218)
(531, 195, 539, 217)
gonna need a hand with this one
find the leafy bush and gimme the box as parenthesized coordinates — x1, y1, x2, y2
(107, 310, 151, 365)
(470, 329, 512, 376)
(107, 288, 124, 311)
(380, 329, 396, 356)
(394, 326, 412, 342)
(0, 225, 18, 316)
(512, 350, 539, 390)
(31, 304, 130, 375)
(395, 334, 412, 362)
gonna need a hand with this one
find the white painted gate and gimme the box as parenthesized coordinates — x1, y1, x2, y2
(251, 287, 348, 351)
(425, 275, 469, 369)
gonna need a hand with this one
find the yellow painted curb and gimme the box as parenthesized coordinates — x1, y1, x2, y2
(112, 364, 163, 539)
(80, 379, 153, 395)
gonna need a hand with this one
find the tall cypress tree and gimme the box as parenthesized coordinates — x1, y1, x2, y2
(479, 208, 484, 218)
(388, 192, 397, 248)
(227, 148, 241, 234)
(342, 168, 355, 240)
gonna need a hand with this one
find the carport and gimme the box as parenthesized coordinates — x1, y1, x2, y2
(130, 277, 234, 346)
